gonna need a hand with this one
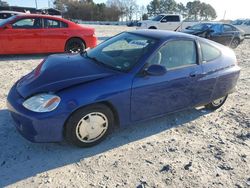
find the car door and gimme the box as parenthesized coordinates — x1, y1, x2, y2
(220, 24, 237, 45)
(1, 17, 42, 54)
(131, 39, 203, 122)
(41, 18, 69, 53)
(208, 24, 224, 44)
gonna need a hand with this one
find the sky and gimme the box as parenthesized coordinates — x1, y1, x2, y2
(5, 0, 250, 20)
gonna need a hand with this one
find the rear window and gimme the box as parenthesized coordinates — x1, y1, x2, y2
(165, 15, 180, 22)
(44, 18, 68, 28)
(200, 42, 221, 62)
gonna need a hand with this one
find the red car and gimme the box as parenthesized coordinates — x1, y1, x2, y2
(0, 14, 97, 55)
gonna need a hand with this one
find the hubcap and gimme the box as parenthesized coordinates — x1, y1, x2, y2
(69, 42, 83, 53)
(231, 39, 239, 49)
(212, 96, 226, 106)
(76, 112, 108, 143)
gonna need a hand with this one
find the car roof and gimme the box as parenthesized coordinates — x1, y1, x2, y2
(129, 29, 197, 41)
(14, 14, 69, 22)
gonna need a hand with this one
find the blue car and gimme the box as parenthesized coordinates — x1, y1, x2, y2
(7, 30, 240, 147)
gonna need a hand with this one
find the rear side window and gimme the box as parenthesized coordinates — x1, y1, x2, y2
(166, 16, 180, 22)
(223, 24, 236, 32)
(162, 15, 180, 22)
(44, 18, 68, 28)
(200, 42, 221, 62)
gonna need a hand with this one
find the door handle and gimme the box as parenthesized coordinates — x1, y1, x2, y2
(189, 71, 198, 77)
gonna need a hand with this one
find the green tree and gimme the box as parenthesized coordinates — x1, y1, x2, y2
(186, 0, 201, 20)
(147, 0, 161, 16)
(142, 13, 148, 20)
(53, 0, 70, 12)
(159, 0, 177, 14)
(200, 3, 216, 20)
(177, 2, 187, 18)
(147, 0, 177, 16)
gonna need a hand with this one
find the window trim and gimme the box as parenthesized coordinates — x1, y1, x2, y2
(198, 40, 222, 63)
(43, 18, 68, 29)
(11, 17, 42, 29)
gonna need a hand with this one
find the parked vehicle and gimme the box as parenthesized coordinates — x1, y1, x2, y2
(0, 11, 24, 20)
(232, 19, 250, 36)
(181, 22, 245, 48)
(7, 30, 240, 147)
(137, 14, 197, 31)
(127, 21, 138, 27)
(0, 14, 97, 55)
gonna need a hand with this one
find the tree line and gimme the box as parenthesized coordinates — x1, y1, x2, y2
(147, 0, 216, 20)
(54, 0, 217, 21)
(0, 0, 217, 22)
(0, 0, 8, 7)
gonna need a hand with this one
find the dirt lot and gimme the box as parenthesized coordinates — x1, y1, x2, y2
(0, 25, 249, 188)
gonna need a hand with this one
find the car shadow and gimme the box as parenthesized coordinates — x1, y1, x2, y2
(0, 107, 211, 186)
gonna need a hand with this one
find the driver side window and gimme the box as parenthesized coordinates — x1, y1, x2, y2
(12, 18, 42, 29)
(148, 40, 197, 69)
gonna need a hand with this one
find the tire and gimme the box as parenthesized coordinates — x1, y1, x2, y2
(205, 95, 228, 110)
(65, 104, 114, 147)
(148, 26, 157, 29)
(230, 38, 240, 49)
(65, 38, 85, 54)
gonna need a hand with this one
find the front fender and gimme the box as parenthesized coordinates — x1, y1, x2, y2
(57, 74, 133, 128)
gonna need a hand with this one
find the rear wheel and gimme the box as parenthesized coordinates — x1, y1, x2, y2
(230, 38, 240, 49)
(65, 38, 85, 54)
(65, 104, 114, 147)
(205, 95, 228, 110)
(148, 26, 157, 29)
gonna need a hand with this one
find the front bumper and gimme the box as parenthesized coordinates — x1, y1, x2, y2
(7, 85, 68, 143)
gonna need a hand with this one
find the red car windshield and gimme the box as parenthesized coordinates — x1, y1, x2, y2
(0, 16, 16, 27)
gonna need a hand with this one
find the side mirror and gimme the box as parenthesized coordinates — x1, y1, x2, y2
(4, 24, 12, 29)
(145, 64, 166, 76)
(161, 19, 167, 23)
(209, 29, 215, 33)
(186, 26, 191, 29)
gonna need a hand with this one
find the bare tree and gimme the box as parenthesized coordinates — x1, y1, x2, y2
(0, 0, 8, 6)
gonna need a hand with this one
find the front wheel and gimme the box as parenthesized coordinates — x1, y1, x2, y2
(205, 95, 228, 110)
(65, 104, 114, 147)
(65, 38, 85, 54)
(230, 38, 240, 49)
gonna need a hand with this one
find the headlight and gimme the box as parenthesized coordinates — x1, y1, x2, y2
(23, 93, 61, 112)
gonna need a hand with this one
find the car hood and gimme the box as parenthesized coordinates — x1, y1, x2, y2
(16, 53, 116, 98)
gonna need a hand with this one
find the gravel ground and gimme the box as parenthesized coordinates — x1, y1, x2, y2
(0, 25, 249, 188)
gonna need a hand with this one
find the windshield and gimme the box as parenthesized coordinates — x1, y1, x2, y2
(151, 15, 165, 21)
(0, 16, 16, 27)
(231, 20, 245, 25)
(188, 23, 212, 31)
(85, 32, 157, 72)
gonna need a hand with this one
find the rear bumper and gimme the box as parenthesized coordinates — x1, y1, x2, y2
(7, 85, 68, 143)
(85, 35, 97, 48)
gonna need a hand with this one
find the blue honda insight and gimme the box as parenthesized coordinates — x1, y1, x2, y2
(7, 30, 240, 147)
